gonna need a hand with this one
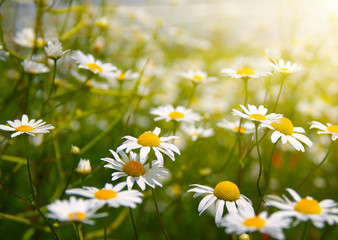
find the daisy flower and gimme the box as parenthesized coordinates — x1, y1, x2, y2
(150, 105, 202, 123)
(181, 124, 214, 141)
(270, 59, 302, 75)
(0, 114, 54, 138)
(221, 67, 269, 79)
(232, 104, 282, 124)
(188, 181, 252, 225)
(101, 150, 169, 191)
(14, 28, 44, 48)
(47, 197, 107, 225)
(221, 204, 291, 240)
(21, 59, 49, 74)
(72, 50, 116, 76)
(265, 117, 313, 152)
(179, 69, 217, 84)
(113, 69, 140, 82)
(76, 159, 92, 175)
(66, 182, 143, 208)
(116, 127, 180, 164)
(265, 48, 281, 63)
(309, 121, 338, 141)
(44, 39, 70, 60)
(266, 188, 338, 228)
(217, 119, 255, 134)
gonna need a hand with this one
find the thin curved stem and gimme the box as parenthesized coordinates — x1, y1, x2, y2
(152, 189, 169, 240)
(24, 136, 36, 200)
(300, 221, 309, 240)
(187, 82, 197, 107)
(320, 225, 333, 240)
(273, 75, 286, 112)
(41, 59, 57, 116)
(296, 141, 334, 191)
(257, 140, 279, 212)
(60, 155, 77, 199)
(81, 223, 86, 240)
(129, 208, 139, 240)
(255, 124, 263, 198)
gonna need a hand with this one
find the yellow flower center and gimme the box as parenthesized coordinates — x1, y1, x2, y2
(243, 216, 266, 229)
(168, 111, 185, 119)
(233, 126, 246, 133)
(193, 75, 203, 81)
(213, 181, 240, 201)
(37, 39, 45, 48)
(237, 68, 254, 75)
(249, 114, 267, 121)
(94, 189, 117, 200)
(87, 63, 103, 73)
(327, 125, 338, 134)
(16, 125, 34, 132)
(271, 117, 294, 135)
(118, 73, 126, 80)
(295, 198, 322, 214)
(68, 212, 86, 221)
(123, 161, 146, 177)
(137, 132, 161, 147)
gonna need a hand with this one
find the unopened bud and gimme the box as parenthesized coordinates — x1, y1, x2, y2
(76, 159, 91, 175)
(71, 145, 80, 155)
(239, 233, 250, 240)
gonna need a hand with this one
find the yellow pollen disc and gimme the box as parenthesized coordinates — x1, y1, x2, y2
(118, 73, 126, 80)
(68, 212, 86, 221)
(249, 114, 267, 121)
(94, 189, 117, 200)
(168, 111, 185, 119)
(37, 39, 45, 48)
(16, 125, 34, 132)
(193, 75, 203, 81)
(87, 63, 103, 73)
(237, 68, 254, 75)
(295, 198, 322, 214)
(123, 161, 146, 177)
(243, 216, 266, 228)
(213, 181, 240, 201)
(137, 132, 161, 147)
(271, 117, 294, 135)
(327, 125, 338, 134)
(233, 126, 246, 133)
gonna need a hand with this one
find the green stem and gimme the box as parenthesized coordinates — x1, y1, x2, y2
(273, 75, 285, 112)
(300, 221, 309, 240)
(60, 155, 77, 199)
(187, 82, 197, 107)
(255, 123, 263, 198)
(24, 136, 36, 200)
(81, 223, 86, 240)
(211, 138, 238, 175)
(296, 141, 334, 191)
(41, 59, 57, 115)
(152, 189, 169, 240)
(60, 0, 74, 36)
(320, 225, 333, 240)
(33, 203, 60, 240)
(129, 207, 139, 240)
(257, 140, 279, 212)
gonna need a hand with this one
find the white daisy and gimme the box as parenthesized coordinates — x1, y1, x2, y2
(116, 127, 180, 164)
(220, 204, 291, 240)
(217, 119, 255, 134)
(44, 39, 70, 60)
(265, 117, 313, 152)
(21, 59, 49, 74)
(232, 104, 282, 124)
(270, 59, 302, 75)
(0, 114, 54, 138)
(265, 48, 281, 63)
(14, 28, 44, 48)
(66, 182, 143, 208)
(266, 188, 338, 228)
(150, 104, 202, 123)
(113, 69, 139, 82)
(181, 124, 214, 141)
(179, 69, 217, 84)
(72, 50, 116, 76)
(221, 67, 269, 79)
(188, 181, 252, 226)
(47, 197, 107, 225)
(101, 150, 169, 191)
(309, 121, 338, 141)
(76, 159, 92, 175)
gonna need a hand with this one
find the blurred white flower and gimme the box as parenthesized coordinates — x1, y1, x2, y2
(221, 67, 270, 79)
(181, 124, 214, 141)
(217, 119, 255, 134)
(44, 40, 70, 60)
(179, 69, 217, 84)
(76, 159, 92, 175)
(270, 59, 303, 75)
(21, 59, 49, 74)
(14, 28, 45, 48)
(309, 121, 338, 141)
(150, 105, 202, 123)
